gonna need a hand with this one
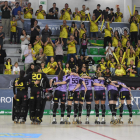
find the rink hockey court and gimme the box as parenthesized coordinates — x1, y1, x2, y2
(0, 115, 140, 140)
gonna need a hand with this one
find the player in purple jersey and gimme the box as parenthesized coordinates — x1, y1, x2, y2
(54, 68, 87, 124)
(50, 70, 67, 124)
(73, 74, 105, 124)
(112, 81, 132, 124)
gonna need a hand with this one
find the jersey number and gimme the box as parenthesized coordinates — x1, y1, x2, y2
(15, 80, 23, 87)
(72, 78, 78, 84)
(32, 74, 42, 80)
(85, 80, 89, 85)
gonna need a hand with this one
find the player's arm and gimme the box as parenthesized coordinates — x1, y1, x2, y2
(119, 83, 131, 91)
(73, 84, 81, 92)
(82, 81, 87, 92)
(70, 72, 79, 77)
(98, 77, 105, 80)
(93, 83, 105, 87)
(13, 79, 17, 100)
(81, 76, 91, 79)
(43, 73, 50, 88)
(111, 81, 118, 84)
(110, 82, 119, 88)
(54, 81, 67, 85)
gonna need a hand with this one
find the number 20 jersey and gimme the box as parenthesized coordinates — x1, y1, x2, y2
(66, 75, 83, 91)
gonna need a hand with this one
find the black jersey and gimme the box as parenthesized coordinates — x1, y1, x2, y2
(93, 9, 102, 20)
(108, 13, 114, 22)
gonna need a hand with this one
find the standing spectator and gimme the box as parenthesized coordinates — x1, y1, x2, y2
(61, 3, 72, 20)
(36, 48, 47, 66)
(44, 37, 55, 64)
(79, 23, 87, 40)
(24, 44, 35, 72)
(135, 10, 140, 34)
(67, 35, 77, 62)
(10, 16, 17, 44)
(15, 11, 24, 44)
(55, 60, 63, 75)
(68, 57, 76, 69)
(12, 2, 21, 16)
(115, 8, 123, 22)
(1, 1, 12, 36)
(80, 5, 86, 21)
(112, 30, 120, 48)
(81, 33, 88, 56)
(41, 24, 52, 44)
(70, 22, 75, 35)
(129, 16, 138, 47)
(0, 45, 6, 74)
(4, 58, 12, 75)
(73, 7, 81, 21)
(13, 62, 20, 75)
(35, 5, 46, 19)
(0, 26, 5, 48)
(49, 3, 59, 19)
(102, 7, 110, 21)
(20, 29, 30, 59)
(108, 8, 115, 22)
(105, 42, 114, 61)
(55, 38, 64, 62)
(74, 29, 80, 55)
(30, 20, 40, 46)
(93, 4, 102, 22)
(75, 55, 85, 69)
(24, 2, 33, 19)
(59, 20, 69, 50)
(110, 57, 116, 76)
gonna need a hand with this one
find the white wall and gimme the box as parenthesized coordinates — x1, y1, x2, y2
(124, 0, 132, 22)
(132, 0, 140, 7)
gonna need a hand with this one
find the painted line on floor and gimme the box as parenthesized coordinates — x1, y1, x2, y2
(77, 126, 116, 140)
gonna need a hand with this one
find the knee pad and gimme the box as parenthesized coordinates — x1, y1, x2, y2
(120, 104, 124, 113)
(20, 107, 26, 116)
(53, 103, 58, 113)
(101, 104, 106, 112)
(60, 103, 65, 113)
(95, 104, 99, 113)
(67, 105, 71, 113)
(127, 104, 132, 111)
(79, 104, 83, 112)
(86, 104, 91, 113)
(74, 103, 78, 114)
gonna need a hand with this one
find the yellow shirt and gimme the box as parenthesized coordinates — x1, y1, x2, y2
(59, 25, 69, 38)
(73, 12, 81, 21)
(130, 21, 138, 32)
(34, 41, 42, 54)
(4, 63, 12, 75)
(90, 20, 98, 32)
(127, 55, 135, 66)
(136, 15, 140, 29)
(120, 62, 126, 75)
(80, 10, 86, 21)
(70, 27, 75, 34)
(103, 28, 112, 37)
(63, 68, 71, 75)
(62, 8, 71, 20)
(36, 10, 45, 19)
(67, 40, 76, 54)
(59, 15, 63, 20)
(115, 47, 121, 58)
(110, 62, 116, 68)
(79, 28, 86, 38)
(115, 69, 125, 76)
(107, 60, 111, 68)
(112, 37, 119, 47)
(137, 56, 140, 67)
(24, 7, 33, 19)
(136, 46, 140, 56)
(31, 48, 36, 60)
(47, 62, 57, 75)
(121, 35, 130, 48)
(44, 43, 54, 56)
(10, 21, 17, 32)
(99, 62, 107, 71)
(115, 12, 123, 22)
(41, 68, 49, 74)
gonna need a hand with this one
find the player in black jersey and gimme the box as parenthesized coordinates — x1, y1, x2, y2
(13, 70, 28, 124)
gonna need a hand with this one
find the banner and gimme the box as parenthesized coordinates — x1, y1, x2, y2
(23, 19, 132, 37)
(0, 89, 140, 115)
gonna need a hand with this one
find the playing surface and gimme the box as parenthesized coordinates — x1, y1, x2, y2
(0, 115, 140, 140)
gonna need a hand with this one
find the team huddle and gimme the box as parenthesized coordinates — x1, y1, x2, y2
(12, 66, 133, 125)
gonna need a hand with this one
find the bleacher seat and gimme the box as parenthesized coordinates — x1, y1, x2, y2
(99, 48, 106, 55)
(90, 48, 98, 55)
(88, 40, 95, 43)
(63, 56, 67, 63)
(96, 40, 104, 44)
(93, 57, 101, 64)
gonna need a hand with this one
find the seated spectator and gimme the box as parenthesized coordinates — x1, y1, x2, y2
(24, 2, 33, 19)
(99, 57, 107, 72)
(55, 60, 63, 75)
(55, 38, 64, 62)
(13, 62, 20, 75)
(63, 62, 71, 75)
(47, 56, 57, 75)
(74, 29, 80, 55)
(10, 16, 17, 44)
(26, 63, 35, 74)
(126, 60, 137, 77)
(108, 8, 114, 22)
(49, 3, 59, 19)
(4, 58, 12, 75)
(136, 39, 140, 54)
(79, 22, 87, 40)
(90, 15, 100, 40)
(95, 65, 103, 77)
(35, 5, 46, 19)
(136, 52, 140, 76)
(61, 3, 72, 20)
(104, 68, 111, 77)
(75, 55, 85, 68)
(33, 35, 43, 54)
(70, 22, 76, 35)
(20, 29, 30, 59)
(12, 2, 21, 16)
(102, 23, 113, 49)
(118, 49, 124, 60)
(80, 66, 89, 76)
(115, 8, 123, 22)
(115, 64, 125, 76)
(73, 7, 81, 21)
(67, 35, 77, 62)
(0, 26, 5, 48)
(41, 24, 52, 44)
(24, 44, 35, 72)
(107, 54, 112, 67)
(36, 48, 47, 66)
(114, 40, 123, 59)
(81, 33, 88, 56)
(110, 57, 116, 76)
(112, 30, 120, 48)
(0, 44, 6, 74)
(105, 42, 114, 61)
(118, 56, 127, 76)
(102, 7, 110, 21)
(93, 4, 102, 22)
(85, 56, 95, 72)
(69, 56, 76, 69)
(44, 37, 55, 64)
(40, 62, 48, 73)
(15, 11, 24, 44)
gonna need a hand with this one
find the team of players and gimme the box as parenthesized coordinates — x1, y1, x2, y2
(13, 66, 133, 125)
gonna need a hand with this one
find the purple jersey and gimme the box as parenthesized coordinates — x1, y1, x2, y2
(107, 84, 118, 91)
(53, 77, 60, 91)
(118, 82, 129, 92)
(59, 76, 67, 92)
(66, 75, 83, 91)
(81, 78, 93, 90)
(94, 79, 105, 91)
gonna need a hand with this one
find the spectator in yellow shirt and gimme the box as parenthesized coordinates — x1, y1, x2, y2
(4, 58, 12, 75)
(24, 2, 33, 19)
(10, 16, 17, 44)
(112, 30, 120, 48)
(110, 57, 116, 76)
(79, 23, 87, 39)
(35, 5, 46, 19)
(115, 8, 123, 22)
(134, 10, 140, 33)
(47, 57, 57, 75)
(115, 64, 125, 76)
(73, 7, 81, 21)
(63, 62, 71, 75)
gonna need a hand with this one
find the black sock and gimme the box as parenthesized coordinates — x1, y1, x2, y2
(95, 104, 99, 117)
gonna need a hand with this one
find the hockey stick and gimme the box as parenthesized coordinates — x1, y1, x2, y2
(115, 98, 122, 109)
